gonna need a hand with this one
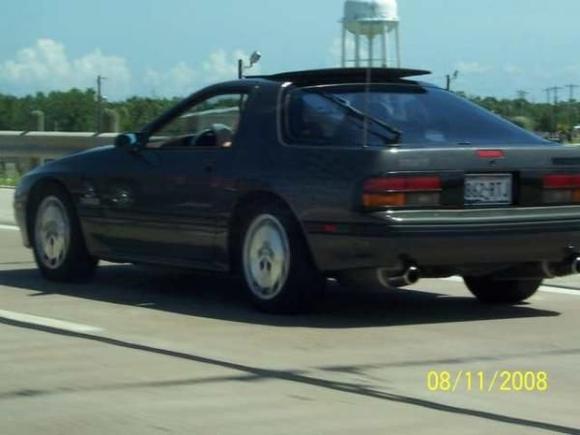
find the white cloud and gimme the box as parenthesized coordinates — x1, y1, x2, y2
(563, 64, 580, 75)
(0, 40, 261, 98)
(203, 49, 261, 82)
(504, 64, 523, 75)
(455, 61, 493, 75)
(0, 39, 132, 98)
(144, 49, 259, 97)
(144, 62, 198, 97)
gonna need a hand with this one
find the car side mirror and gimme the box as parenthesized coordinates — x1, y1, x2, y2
(115, 133, 144, 152)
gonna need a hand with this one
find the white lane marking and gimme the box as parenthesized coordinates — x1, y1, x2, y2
(0, 224, 19, 231)
(0, 309, 103, 333)
(539, 286, 580, 296)
(442, 277, 580, 296)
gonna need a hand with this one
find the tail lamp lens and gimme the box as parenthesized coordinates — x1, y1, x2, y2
(476, 150, 505, 159)
(543, 174, 580, 204)
(363, 176, 441, 208)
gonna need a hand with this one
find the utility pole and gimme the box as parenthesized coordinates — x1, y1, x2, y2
(237, 59, 243, 79)
(545, 86, 564, 133)
(544, 88, 552, 104)
(516, 90, 528, 115)
(544, 87, 558, 132)
(516, 90, 528, 100)
(565, 84, 579, 132)
(96, 75, 107, 133)
(237, 51, 262, 79)
(566, 84, 580, 102)
(549, 86, 563, 105)
(446, 70, 459, 91)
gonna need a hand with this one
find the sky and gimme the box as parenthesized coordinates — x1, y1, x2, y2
(0, 0, 578, 101)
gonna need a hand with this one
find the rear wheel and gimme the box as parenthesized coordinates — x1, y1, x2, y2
(463, 275, 542, 304)
(31, 184, 98, 282)
(239, 204, 324, 314)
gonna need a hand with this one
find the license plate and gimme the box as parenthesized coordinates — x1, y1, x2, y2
(465, 174, 513, 205)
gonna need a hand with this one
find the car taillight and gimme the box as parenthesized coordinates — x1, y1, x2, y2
(363, 176, 442, 208)
(543, 174, 580, 204)
(476, 149, 505, 159)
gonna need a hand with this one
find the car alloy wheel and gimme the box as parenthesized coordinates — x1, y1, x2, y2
(242, 214, 291, 301)
(34, 195, 71, 270)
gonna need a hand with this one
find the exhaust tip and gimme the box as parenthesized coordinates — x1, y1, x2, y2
(381, 265, 421, 288)
(405, 266, 420, 285)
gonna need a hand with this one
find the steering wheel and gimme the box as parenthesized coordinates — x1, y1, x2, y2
(193, 124, 234, 147)
(193, 129, 217, 147)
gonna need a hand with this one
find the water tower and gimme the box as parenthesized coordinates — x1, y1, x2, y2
(341, 0, 401, 68)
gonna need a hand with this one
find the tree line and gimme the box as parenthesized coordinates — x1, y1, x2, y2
(0, 88, 579, 135)
(464, 93, 580, 135)
(0, 89, 177, 133)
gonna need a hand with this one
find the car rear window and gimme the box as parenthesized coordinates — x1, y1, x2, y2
(283, 84, 548, 147)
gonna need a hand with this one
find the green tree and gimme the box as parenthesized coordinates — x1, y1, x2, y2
(0, 88, 579, 134)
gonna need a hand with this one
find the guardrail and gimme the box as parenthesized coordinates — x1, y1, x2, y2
(0, 131, 119, 177)
(0, 131, 118, 159)
(2, 130, 579, 179)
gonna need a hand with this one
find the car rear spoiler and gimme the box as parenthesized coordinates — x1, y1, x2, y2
(249, 68, 431, 85)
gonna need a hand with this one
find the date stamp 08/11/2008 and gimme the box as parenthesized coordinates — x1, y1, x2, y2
(427, 370, 549, 393)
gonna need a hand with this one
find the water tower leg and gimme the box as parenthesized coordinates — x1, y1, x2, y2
(341, 24, 347, 68)
(355, 34, 361, 67)
(381, 31, 388, 67)
(395, 25, 401, 68)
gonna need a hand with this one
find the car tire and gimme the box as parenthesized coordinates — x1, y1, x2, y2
(239, 203, 324, 314)
(31, 183, 98, 282)
(463, 275, 542, 304)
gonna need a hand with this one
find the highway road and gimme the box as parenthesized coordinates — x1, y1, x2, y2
(0, 188, 579, 434)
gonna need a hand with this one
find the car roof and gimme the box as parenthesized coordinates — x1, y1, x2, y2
(247, 67, 432, 86)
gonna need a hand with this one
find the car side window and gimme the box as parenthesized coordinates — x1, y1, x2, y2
(146, 93, 248, 149)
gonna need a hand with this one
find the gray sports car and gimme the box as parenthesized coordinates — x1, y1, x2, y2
(13, 68, 580, 313)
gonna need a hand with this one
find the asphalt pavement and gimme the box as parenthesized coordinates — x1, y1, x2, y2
(0, 188, 579, 434)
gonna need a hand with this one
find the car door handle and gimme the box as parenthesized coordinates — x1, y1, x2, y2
(204, 162, 214, 173)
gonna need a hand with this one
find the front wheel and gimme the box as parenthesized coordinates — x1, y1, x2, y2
(32, 184, 98, 282)
(240, 205, 324, 314)
(463, 275, 542, 304)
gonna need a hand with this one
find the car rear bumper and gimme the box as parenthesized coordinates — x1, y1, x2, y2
(305, 206, 580, 273)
